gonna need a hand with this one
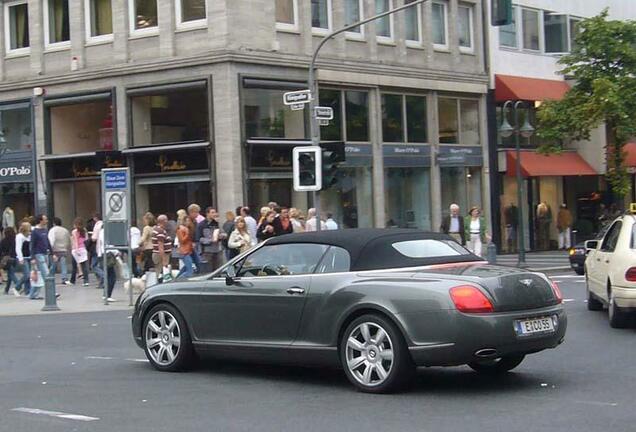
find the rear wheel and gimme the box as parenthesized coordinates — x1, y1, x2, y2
(608, 290, 629, 329)
(143, 304, 194, 371)
(468, 354, 525, 374)
(340, 314, 414, 394)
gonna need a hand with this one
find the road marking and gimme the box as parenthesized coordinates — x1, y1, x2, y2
(84, 355, 148, 363)
(12, 407, 99, 422)
(563, 299, 576, 302)
(84, 356, 114, 360)
(125, 358, 149, 363)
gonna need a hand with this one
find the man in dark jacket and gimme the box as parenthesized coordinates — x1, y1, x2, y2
(440, 203, 466, 245)
(273, 207, 294, 236)
(31, 214, 59, 299)
(195, 207, 226, 272)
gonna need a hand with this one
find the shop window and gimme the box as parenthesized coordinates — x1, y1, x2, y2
(406, 96, 427, 143)
(131, 89, 208, 146)
(244, 87, 306, 140)
(4, 0, 30, 54)
(319, 90, 342, 141)
(53, 180, 101, 229)
(136, 180, 210, 223)
(440, 166, 482, 217)
(382, 94, 403, 143)
(499, 5, 517, 48)
(405, 0, 422, 44)
(276, 0, 298, 31)
(457, 4, 473, 52)
(544, 12, 568, 53)
(460, 100, 479, 145)
(345, 91, 369, 142)
(438, 98, 458, 144)
(345, 0, 364, 36)
(176, 0, 206, 27)
(375, 0, 393, 40)
(384, 167, 431, 229)
(320, 166, 374, 228)
(86, 0, 113, 39)
(431, 1, 448, 48)
(569, 18, 581, 51)
(49, 100, 114, 154)
(0, 106, 33, 153)
(311, 0, 331, 32)
(129, 0, 158, 33)
(0, 183, 34, 225)
(522, 8, 540, 51)
(44, 0, 70, 46)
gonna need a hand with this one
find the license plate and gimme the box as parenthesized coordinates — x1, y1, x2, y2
(514, 316, 556, 336)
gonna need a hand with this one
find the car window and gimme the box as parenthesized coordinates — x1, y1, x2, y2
(315, 246, 351, 274)
(235, 243, 329, 277)
(601, 221, 622, 252)
(392, 239, 471, 258)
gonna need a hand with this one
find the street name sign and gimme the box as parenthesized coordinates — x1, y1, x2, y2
(314, 106, 334, 120)
(290, 103, 305, 111)
(283, 89, 312, 106)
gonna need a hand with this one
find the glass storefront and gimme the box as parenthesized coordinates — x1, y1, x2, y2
(320, 166, 374, 228)
(384, 167, 431, 229)
(440, 166, 482, 217)
(243, 85, 306, 139)
(0, 183, 34, 223)
(52, 180, 101, 228)
(49, 99, 113, 153)
(135, 179, 210, 222)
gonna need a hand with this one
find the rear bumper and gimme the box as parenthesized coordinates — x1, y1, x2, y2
(402, 305, 567, 367)
(613, 286, 636, 309)
(569, 255, 585, 269)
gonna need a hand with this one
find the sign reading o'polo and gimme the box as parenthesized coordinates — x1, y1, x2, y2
(0, 161, 34, 183)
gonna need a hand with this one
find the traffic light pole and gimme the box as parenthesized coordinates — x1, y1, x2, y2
(307, 0, 427, 232)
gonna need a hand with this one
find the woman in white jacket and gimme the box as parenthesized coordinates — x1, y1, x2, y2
(228, 217, 252, 256)
(15, 222, 32, 297)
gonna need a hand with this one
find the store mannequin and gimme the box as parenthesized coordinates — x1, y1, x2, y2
(503, 203, 518, 252)
(536, 202, 552, 250)
(2, 206, 15, 230)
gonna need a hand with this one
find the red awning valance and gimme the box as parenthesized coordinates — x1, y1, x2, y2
(623, 142, 636, 167)
(506, 151, 597, 177)
(495, 74, 570, 103)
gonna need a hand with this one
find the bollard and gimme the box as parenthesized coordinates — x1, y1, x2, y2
(486, 242, 497, 265)
(41, 276, 60, 312)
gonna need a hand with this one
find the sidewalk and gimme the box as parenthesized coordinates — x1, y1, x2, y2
(494, 250, 572, 273)
(0, 276, 136, 317)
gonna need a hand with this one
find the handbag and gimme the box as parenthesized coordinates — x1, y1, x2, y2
(0, 255, 14, 270)
(72, 248, 88, 264)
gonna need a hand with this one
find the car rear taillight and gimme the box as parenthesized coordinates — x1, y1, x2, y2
(551, 280, 563, 303)
(625, 267, 636, 282)
(449, 285, 494, 313)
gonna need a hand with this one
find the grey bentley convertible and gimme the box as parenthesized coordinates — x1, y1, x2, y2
(132, 229, 567, 393)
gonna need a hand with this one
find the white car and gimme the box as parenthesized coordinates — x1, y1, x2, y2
(585, 213, 636, 328)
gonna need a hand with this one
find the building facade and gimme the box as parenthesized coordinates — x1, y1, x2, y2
(0, 0, 491, 230)
(485, 0, 636, 252)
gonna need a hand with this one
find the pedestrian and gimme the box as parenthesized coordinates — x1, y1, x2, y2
(48, 217, 72, 286)
(139, 212, 155, 274)
(228, 216, 251, 256)
(129, 220, 142, 277)
(557, 203, 573, 250)
(289, 208, 305, 233)
(176, 216, 197, 278)
(70, 218, 90, 286)
(97, 226, 118, 302)
(241, 207, 258, 245)
(222, 211, 236, 261)
(325, 212, 339, 230)
(90, 213, 103, 285)
(440, 204, 466, 246)
(187, 203, 205, 225)
(0, 227, 21, 296)
(258, 206, 270, 226)
(257, 210, 278, 241)
(268, 201, 278, 211)
(465, 207, 487, 257)
(274, 207, 294, 236)
(15, 222, 32, 297)
(305, 208, 327, 232)
(152, 215, 173, 282)
(536, 202, 552, 250)
(30, 215, 56, 299)
(195, 207, 226, 272)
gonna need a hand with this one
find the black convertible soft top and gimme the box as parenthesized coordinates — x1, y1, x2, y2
(265, 228, 482, 271)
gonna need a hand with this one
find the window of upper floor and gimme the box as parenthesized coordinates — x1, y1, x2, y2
(4, 0, 30, 56)
(375, 0, 394, 43)
(438, 97, 480, 145)
(44, 0, 70, 50)
(344, 0, 365, 39)
(311, 0, 332, 34)
(85, 0, 113, 43)
(276, 0, 299, 32)
(129, 0, 158, 36)
(381, 93, 428, 144)
(176, 0, 207, 30)
(432, 1, 448, 50)
(319, 89, 370, 143)
(405, 0, 423, 46)
(458, 3, 474, 53)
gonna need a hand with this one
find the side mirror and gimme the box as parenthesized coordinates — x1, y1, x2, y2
(225, 265, 237, 286)
(585, 240, 598, 253)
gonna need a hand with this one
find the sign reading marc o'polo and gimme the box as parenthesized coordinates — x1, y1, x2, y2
(0, 160, 34, 183)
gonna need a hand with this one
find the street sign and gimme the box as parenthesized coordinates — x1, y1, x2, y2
(101, 167, 130, 244)
(283, 89, 312, 106)
(318, 119, 330, 126)
(290, 103, 305, 111)
(106, 191, 127, 221)
(314, 106, 334, 120)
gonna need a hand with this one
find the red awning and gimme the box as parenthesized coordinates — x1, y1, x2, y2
(495, 74, 570, 102)
(623, 142, 636, 167)
(506, 151, 597, 177)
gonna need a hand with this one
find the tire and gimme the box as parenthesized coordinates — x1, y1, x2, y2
(340, 314, 414, 394)
(143, 303, 194, 371)
(608, 289, 629, 329)
(468, 354, 525, 374)
(586, 280, 603, 311)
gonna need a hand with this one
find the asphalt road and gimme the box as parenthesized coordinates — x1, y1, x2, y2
(1, 272, 634, 432)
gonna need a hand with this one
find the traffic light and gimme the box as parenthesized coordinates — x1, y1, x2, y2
(292, 146, 322, 192)
(491, 0, 512, 26)
(320, 142, 346, 190)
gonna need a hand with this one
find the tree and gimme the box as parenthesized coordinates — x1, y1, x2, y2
(537, 10, 636, 199)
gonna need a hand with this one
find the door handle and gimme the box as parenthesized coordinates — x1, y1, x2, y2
(596, 258, 601, 262)
(286, 287, 305, 295)
(605, 260, 610, 264)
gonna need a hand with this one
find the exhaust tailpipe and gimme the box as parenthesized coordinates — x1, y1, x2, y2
(474, 348, 499, 358)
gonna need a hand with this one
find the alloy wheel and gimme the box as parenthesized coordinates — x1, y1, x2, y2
(145, 310, 181, 366)
(345, 322, 394, 387)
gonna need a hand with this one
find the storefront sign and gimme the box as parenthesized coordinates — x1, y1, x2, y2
(383, 145, 431, 168)
(134, 150, 208, 175)
(50, 154, 127, 180)
(437, 146, 483, 167)
(0, 159, 34, 183)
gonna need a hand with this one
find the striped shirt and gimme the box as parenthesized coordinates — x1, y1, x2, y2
(151, 225, 172, 255)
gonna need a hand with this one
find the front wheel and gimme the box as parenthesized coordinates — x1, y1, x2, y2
(340, 314, 414, 393)
(468, 354, 525, 374)
(143, 304, 194, 371)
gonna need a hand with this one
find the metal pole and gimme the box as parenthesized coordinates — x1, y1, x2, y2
(307, 0, 427, 233)
(513, 101, 527, 267)
(41, 275, 60, 312)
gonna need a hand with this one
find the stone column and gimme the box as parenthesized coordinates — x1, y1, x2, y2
(0, 6, 5, 81)
(207, 0, 228, 50)
(69, 0, 87, 69)
(429, 91, 442, 231)
(364, 0, 378, 61)
(479, 94, 492, 234)
(28, 0, 44, 75)
(158, 0, 176, 57)
(112, 0, 129, 63)
(370, 87, 385, 228)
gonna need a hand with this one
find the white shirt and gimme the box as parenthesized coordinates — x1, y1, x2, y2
(244, 216, 258, 246)
(92, 220, 103, 242)
(130, 227, 141, 250)
(449, 216, 460, 233)
(325, 218, 338, 230)
(15, 233, 30, 261)
(470, 219, 480, 234)
(305, 217, 327, 232)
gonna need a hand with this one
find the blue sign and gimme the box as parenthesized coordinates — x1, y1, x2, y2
(104, 170, 128, 190)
